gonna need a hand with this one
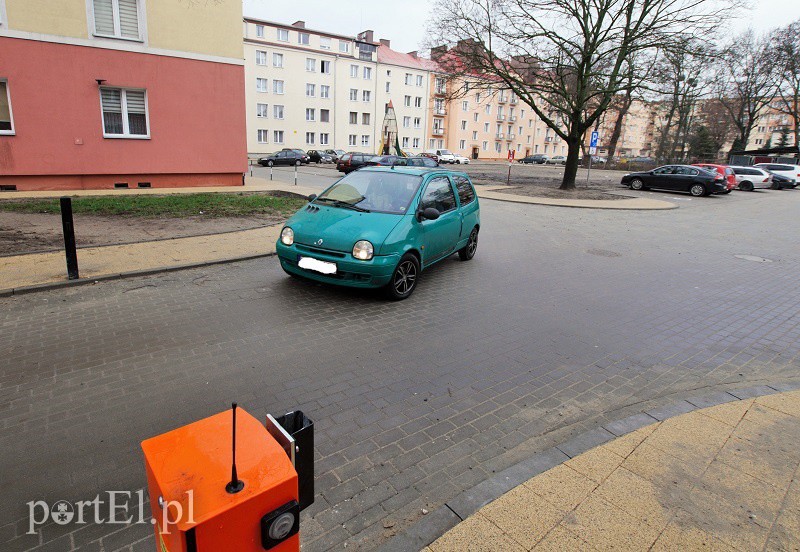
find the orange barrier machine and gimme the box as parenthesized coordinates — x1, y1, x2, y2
(141, 404, 314, 551)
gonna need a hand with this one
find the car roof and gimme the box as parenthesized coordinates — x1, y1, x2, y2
(359, 166, 469, 178)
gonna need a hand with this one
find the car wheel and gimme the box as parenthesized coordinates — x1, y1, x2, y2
(689, 183, 706, 197)
(739, 181, 754, 192)
(458, 227, 479, 261)
(630, 178, 645, 191)
(721, 190, 731, 194)
(267, 160, 274, 167)
(385, 253, 420, 301)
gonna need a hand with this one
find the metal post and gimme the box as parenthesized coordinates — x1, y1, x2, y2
(294, 163, 298, 186)
(270, 165, 273, 181)
(506, 162, 512, 186)
(60, 197, 79, 280)
(586, 156, 592, 184)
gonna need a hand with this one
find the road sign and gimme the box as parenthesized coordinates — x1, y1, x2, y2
(590, 131, 599, 148)
(589, 146, 597, 155)
(507, 150, 515, 162)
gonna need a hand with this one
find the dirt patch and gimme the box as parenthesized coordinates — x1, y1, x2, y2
(491, 185, 632, 201)
(0, 212, 287, 257)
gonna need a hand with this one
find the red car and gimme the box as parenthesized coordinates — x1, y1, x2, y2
(692, 164, 736, 193)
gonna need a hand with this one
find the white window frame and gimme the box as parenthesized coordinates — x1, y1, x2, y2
(402, 137, 409, 148)
(257, 103, 268, 118)
(320, 109, 330, 122)
(99, 86, 149, 139)
(256, 24, 264, 38)
(339, 41, 350, 53)
(320, 132, 330, 145)
(404, 95, 411, 107)
(416, 75, 423, 87)
(348, 134, 357, 146)
(306, 58, 316, 72)
(321, 60, 331, 74)
(412, 138, 420, 148)
(459, 140, 466, 149)
(414, 97, 422, 108)
(413, 117, 421, 129)
(362, 90, 371, 103)
(350, 89, 358, 101)
(306, 132, 315, 145)
(361, 135, 370, 147)
(255, 50, 267, 66)
(90, 0, 144, 42)
(277, 28, 289, 41)
(273, 105, 284, 119)
(363, 67, 372, 80)
(256, 78, 268, 93)
(306, 83, 316, 97)
(320, 37, 332, 50)
(273, 80, 285, 94)
(350, 65, 359, 78)
(272, 53, 283, 68)
(298, 32, 310, 45)
(403, 116, 410, 128)
(320, 85, 330, 99)
(273, 130, 285, 144)
(306, 108, 315, 122)
(257, 129, 268, 143)
(0, 79, 14, 136)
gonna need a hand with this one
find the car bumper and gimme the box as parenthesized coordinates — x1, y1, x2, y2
(277, 242, 398, 288)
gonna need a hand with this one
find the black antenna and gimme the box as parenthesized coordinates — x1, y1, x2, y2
(225, 402, 245, 493)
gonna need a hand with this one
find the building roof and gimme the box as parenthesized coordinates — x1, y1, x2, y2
(377, 45, 440, 72)
(243, 16, 357, 42)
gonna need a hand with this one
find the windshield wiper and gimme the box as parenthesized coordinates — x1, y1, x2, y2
(316, 196, 370, 212)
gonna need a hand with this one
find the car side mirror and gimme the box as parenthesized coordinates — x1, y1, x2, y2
(418, 207, 440, 221)
(307, 194, 317, 202)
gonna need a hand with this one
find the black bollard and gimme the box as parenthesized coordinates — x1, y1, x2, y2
(60, 197, 79, 280)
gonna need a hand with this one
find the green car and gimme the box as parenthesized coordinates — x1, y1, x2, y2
(276, 166, 480, 299)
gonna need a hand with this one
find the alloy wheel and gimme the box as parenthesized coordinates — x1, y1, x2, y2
(393, 260, 417, 296)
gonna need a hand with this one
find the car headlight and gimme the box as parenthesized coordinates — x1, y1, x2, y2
(352, 240, 373, 260)
(281, 227, 294, 246)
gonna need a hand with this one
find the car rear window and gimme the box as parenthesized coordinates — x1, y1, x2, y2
(453, 176, 476, 205)
(341, 154, 351, 162)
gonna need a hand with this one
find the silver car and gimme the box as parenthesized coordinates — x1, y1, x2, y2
(729, 166, 773, 191)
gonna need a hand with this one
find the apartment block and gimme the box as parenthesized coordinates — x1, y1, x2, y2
(0, 0, 246, 190)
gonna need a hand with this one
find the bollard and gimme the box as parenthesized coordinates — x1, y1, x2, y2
(294, 163, 298, 186)
(270, 165, 273, 181)
(60, 197, 79, 280)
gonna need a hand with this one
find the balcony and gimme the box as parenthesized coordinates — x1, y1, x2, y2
(509, 115, 517, 122)
(496, 114, 506, 121)
(434, 108, 447, 116)
(432, 128, 445, 136)
(497, 96, 507, 104)
(495, 133, 504, 139)
(510, 97, 518, 104)
(434, 87, 447, 96)
(545, 136, 553, 142)
(506, 133, 515, 140)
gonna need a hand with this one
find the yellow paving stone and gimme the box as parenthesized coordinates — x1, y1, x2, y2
(533, 524, 596, 551)
(565, 446, 625, 484)
(479, 485, 566, 548)
(698, 398, 754, 426)
(698, 459, 785, 522)
(651, 518, 739, 551)
(755, 389, 800, 418)
(602, 423, 659, 459)
(560, 493, 661, 551)
(594, 466, 673, 530)
(643, 413, 733, 471)
(622, 441, 706, 485)
(523, 464, 598, 511)
(716, 435, 798, 490)
(428, 513, 527, 552)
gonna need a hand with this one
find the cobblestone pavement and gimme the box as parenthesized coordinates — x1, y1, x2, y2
(2, 188, 800, 551)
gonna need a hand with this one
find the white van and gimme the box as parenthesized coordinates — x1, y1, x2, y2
(426, 149, 456, 164)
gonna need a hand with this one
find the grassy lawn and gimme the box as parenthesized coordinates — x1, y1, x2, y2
(0, 192, 307, 218)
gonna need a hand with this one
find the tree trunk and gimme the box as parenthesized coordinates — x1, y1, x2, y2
(560, 136, 582, 190)
(605, 95, 632, 162)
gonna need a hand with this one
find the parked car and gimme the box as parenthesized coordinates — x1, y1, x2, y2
(692, 164, 736, 193)
(307, 150, 334, 164)
(754, 163, 800, 186)
(621, 165, 727, 196)
(324, 149, 347, 162)
(453, 155, 471, 164)
(729, 166, 773, 191)
(408, 156, 439, 168)
(590, 156, 607, 165)
(546, 156, 567, 165)
(769, 172, 796, 189)
(425, 149, 456, 164)
(276, 167, 480, 300)
(366, 155, 404, 167)
(518, 154, 548, 164)
(419, 152, 440, 163)
(630, 156, 656, 164)
(336, 153, 375, 174)
(258, 150, 310, 167)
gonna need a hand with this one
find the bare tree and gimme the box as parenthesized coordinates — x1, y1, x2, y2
(771, 20, 800, 149)
(428, 0, 734, 189)
(714, 30, 776, 153)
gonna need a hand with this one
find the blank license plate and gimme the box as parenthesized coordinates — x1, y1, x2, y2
(298, 256, 337, 275)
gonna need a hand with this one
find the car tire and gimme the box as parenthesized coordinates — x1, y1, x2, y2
(630, 178, 645, 191)
(721, 190, 731, 194)
(689, 183, 707, 197)
(385, 253, 420, 301)
(267, 160, 274, 167)
(739, 181, 754, 192)
(458, 227, 479, 261)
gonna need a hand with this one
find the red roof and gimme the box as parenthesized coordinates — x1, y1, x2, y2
(377, 45, 440, 72)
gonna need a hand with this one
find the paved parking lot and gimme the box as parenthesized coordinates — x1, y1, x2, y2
(2, 187, 799, 551)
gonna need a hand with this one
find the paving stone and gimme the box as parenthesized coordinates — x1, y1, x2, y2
(646, 400, 697, 421)
(603, 413, 659, 437)
(556, 427, 616, 459)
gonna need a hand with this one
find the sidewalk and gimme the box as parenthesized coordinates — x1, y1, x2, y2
(477, 185, 677, 210)
(426, 390, 800, 551)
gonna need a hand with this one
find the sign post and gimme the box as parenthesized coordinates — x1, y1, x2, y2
(506, 150, 515, 186)
(587, 131, 599, 183)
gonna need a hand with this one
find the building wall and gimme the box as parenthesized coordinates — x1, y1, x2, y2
(5, 0, 88, 38)
(146, 0, 242, 58)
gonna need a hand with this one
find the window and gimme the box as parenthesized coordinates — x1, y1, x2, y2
(429, 139, 435, 148)
(473, 113, 479, 122)
(257, 103, 268, 118)
(100, 87, 148, 137)
(273, 130, 284, 143)
(93, 0, 141, 40)
(277, 28, 288, 41)
(413, 138, 420, 148)
(256, 78, 268, 92)
(385, 82, 391, 93)
(475, 92, 481, 103)
(436, 77, 446, 93)
(485, 105, 491, 114)
(351, 65, 359, 78)
(402, 137, 409, 148)
(421, 177, 456, 212)
(350, 89, 358, 101)
(349, 112, 358, 124)
(306, 58, 316, 72)
(320, 37, 331, 50)
(472, 131, 477, 140)
(482, 141, 488, 151)
(362, 90, 371, 102)
(414, 97, 422, 108)
(257, 129, 268, 143)
(495, 142, 502, 153)
(306, 83, 315, 97)
(273, 53, 283, 67)
(321, 60, 331, 74)
(413, 117, 421, 129)
(320, 85, 330, 98)
(298, 32, 309, 45)
(363, 67, 372, 80)
(320, 109, 330, 122)
(305, 108, 315, 121)
(404, 95, 411, 107)
(454, 176, 475, 204)
(273, 105, 284, 119)
(256, 24, 265, 38)
(403, 116, 411, 128)
(484, 122, 490, 132)
(462, 101, 468, 112)
(405, 73, 413, 85)
(348, 134, 357, 146)
(416, 75, 423, 87)
(255, 50, 267, 65)
(0, 81, 14, 134)
(361, 135, 370, 147)
(362, 113, 370, 125)
(273, 80, 284, 94)
(306, 132, 315, 144)
(459, 139, 466, 149)
(461, 120, 467, 130)
(339, 40, 350, 53)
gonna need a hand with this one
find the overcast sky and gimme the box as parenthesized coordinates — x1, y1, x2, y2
(244, 0, 800, 54)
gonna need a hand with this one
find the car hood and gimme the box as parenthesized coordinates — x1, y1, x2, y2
(286, 204, 404, 253)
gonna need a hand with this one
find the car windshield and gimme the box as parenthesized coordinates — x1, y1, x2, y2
(439, 150, 453, 155)
(315, 171, 423, 214)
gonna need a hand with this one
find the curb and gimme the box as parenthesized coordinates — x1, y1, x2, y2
(0, 252, 275, 298)
(376, 380, 800, 552)
(476, 191, 678, 210)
